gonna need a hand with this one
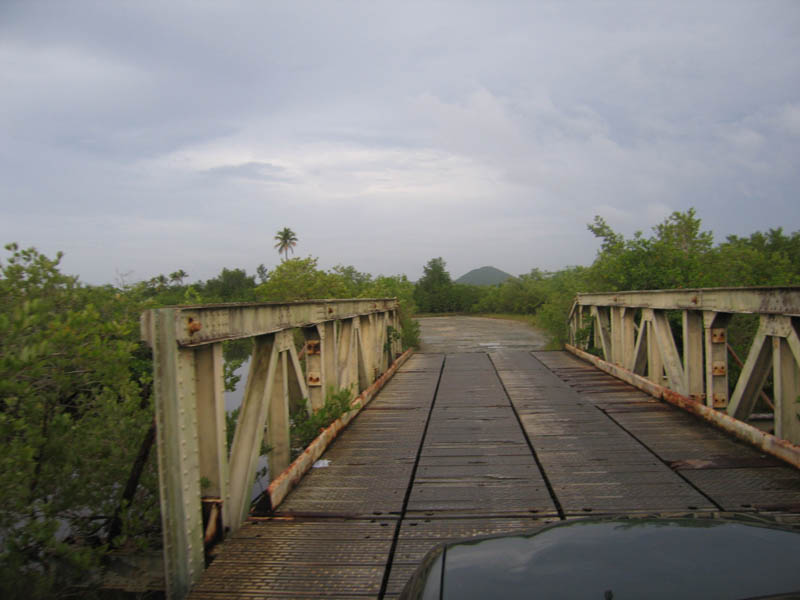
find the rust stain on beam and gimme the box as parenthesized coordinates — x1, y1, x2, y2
(263, 349, 414, 511)
(140, 298, 399, 347)
(565, 343, 800, 470)
(575, 286, 800, 315)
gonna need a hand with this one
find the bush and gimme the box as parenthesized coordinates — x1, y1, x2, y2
(291, 386, 357, 456)
(0, 244, 159, 599)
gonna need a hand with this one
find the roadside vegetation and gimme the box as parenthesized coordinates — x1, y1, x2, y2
(0, 232, 419, 598)
(414, 209, 800, 347)
(2, 211, 798, 597)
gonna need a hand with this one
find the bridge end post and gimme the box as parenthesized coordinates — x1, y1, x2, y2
(147, 308, 205, 599)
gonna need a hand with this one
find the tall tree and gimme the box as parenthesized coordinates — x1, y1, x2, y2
(414, 257, 455, 313)
(274, 227, 298, 261)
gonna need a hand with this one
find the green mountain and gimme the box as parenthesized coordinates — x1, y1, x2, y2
(455, 266, 513, 286)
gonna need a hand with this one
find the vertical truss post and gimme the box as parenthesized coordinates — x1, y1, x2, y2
(355, 316, 370, 391)
(149, 308, 205, 599)
(321, 321, 338, 394)
(338, 317, 358, 392)
(378, 312, 390, 373)
(359, 313, 376, 383)
(773, 336, 800, 442)
(303, 326, 324, 411)
(610, 306, 624, 365)
(704, 311, 731, 408)
(683, 310, 704, 402)
(621, 308, 636, 369)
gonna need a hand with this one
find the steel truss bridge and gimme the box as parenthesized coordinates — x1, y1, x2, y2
(139, 287, 800, 599)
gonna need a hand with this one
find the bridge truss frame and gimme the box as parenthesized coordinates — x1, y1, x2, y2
(140, 298, 402, 598)
(567, 287, 800, 466)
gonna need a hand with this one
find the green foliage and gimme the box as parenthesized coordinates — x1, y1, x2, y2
(706, 228, 800, 286)
(584, 209, 713, 291)
(363, 274, 420, 348)
(399, 313, 421, 349)
(201, 267, 257, 303)
(414, 259, 510, 315)
(414, 257, 456, 313)
(256, 258, 420, 348)
(0, 244, 159, 598)
(290, 386, 356, 456)
(257, 257, 347, 301)
(452, 209, 799, 348)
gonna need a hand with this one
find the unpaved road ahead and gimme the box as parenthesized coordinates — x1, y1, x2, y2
(417, 315, 549, 353)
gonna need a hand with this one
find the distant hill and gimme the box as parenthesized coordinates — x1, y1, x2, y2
(455, 266, 513, 286)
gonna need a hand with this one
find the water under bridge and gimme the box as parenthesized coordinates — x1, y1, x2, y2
(139, 288, 800, 599)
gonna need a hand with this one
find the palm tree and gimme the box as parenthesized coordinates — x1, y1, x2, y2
(169, 269, 188, 285)
(274, 227, 298, 261)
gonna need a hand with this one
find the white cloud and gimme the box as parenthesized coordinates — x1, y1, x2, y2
(1, 1, 799, 283)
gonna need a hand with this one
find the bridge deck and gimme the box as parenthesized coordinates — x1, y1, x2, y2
(189, 350, 800, 599)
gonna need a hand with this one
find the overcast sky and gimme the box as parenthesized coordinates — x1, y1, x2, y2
(2, 1, 799, 284)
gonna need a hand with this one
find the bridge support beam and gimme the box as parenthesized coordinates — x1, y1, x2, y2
(683, 310, 704, 402)
(148, 308, 205, 600)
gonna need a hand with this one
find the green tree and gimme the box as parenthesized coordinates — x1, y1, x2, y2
(201, 267, 257, 302)
(274, 227, 298, 262)
(586, 208, 714, 291)
(331, 264, 373, 297)
(414, 257, 455, 313)
(256, 263, 269, 284)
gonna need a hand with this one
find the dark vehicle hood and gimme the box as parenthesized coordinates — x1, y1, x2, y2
(400, 516, 800, 600)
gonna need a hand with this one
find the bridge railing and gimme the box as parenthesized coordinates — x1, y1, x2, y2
(567, 287, 800, 465)
(140, 298, 403, 598)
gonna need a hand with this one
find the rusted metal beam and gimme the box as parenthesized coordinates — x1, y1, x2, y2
(140, 298, 398, 347)
(565, 344, 800, 470)
(576, 287, 800, 315)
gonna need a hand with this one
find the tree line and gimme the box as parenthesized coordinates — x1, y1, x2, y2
(414, 209, 800, 346)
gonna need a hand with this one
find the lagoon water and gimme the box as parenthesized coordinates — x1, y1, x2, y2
(224, 357, 270, 500)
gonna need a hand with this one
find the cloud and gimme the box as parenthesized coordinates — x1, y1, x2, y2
(1, 1, 799, 284)
(202, 161, 292, 182)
